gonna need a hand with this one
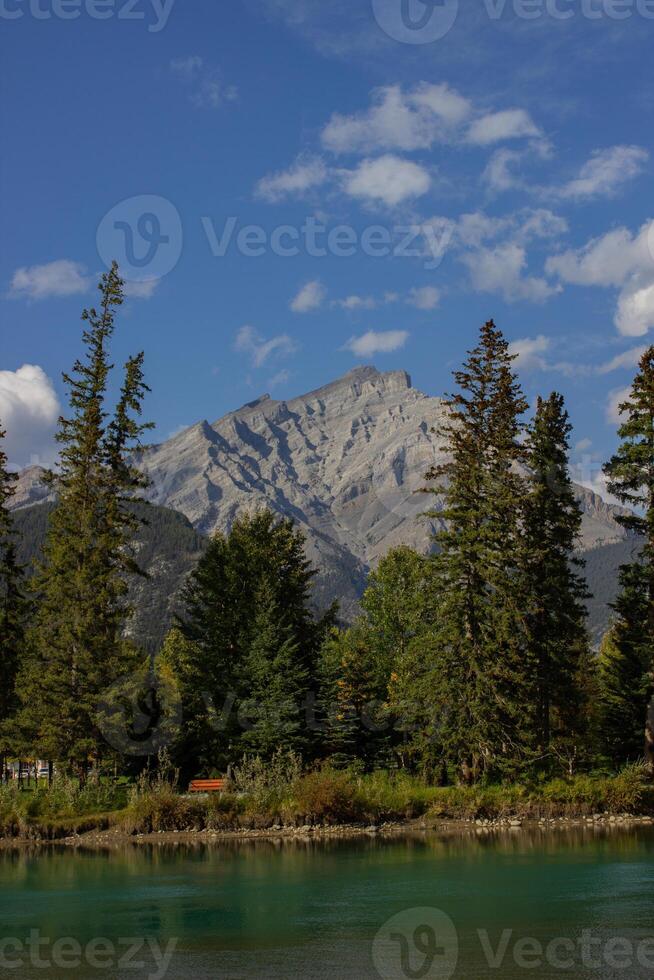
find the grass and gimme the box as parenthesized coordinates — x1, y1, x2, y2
(1, 763, 652, 839)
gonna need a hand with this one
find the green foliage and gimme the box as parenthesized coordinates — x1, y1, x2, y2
(14, 264, 152, 772)
(173, 510, 334, 773)
(422, 320, 533, 779)
(522, 392, 592, 757)
(0, 425, 28, 752)
(601, 347, 654, 767)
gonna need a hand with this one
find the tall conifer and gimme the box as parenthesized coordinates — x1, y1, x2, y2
(424, 320, 531, 780)
(16, 264, 151, 774)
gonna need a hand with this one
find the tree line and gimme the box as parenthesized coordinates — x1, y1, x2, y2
(0, 269, 652, 785)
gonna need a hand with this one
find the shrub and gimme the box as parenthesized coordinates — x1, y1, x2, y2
(290, 769, 359, 824)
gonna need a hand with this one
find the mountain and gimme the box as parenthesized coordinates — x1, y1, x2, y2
(10, 366, 632, 641)
(12, 501, 207, 652)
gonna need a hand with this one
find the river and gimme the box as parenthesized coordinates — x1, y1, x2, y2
(1, 828, 653, 978)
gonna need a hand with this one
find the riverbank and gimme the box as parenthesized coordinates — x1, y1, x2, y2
(2, 763, 653, 847)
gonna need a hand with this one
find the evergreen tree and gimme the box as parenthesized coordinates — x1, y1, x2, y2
(522, 393, 590, 758)
(0, 425, 27, 768)
(16, 264, 151, 775)
(602, 347, 654, 764)
(424, 319, 531, 781)
(240, 577, 308, 757)
(176, 510, 333, 773)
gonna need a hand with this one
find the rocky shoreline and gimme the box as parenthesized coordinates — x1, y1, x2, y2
(2, 812, 653, 851)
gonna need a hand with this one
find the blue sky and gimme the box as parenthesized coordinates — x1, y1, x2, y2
(2, 0, 654, 499)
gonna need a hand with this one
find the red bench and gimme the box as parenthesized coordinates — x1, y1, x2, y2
(188, 778, 226, 793)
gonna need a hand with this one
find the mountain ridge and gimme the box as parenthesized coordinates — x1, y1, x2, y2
(11, 367, 630, 624)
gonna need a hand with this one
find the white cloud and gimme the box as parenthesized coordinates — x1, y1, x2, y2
(10, 260, 90, 301)
(557, 145, 648, 200)
(615, 277, 654, 338)
(406, 286, 440, 310)
(606, 385, 633, 424)
(0, 364, 60, 467)
(234, 325, 297, 368)
(461, 243, 559, 303)
(334, 294, 378, 311)
(575, 438, 592, 453)
(467, 109, 541, 146)
(170, 56, 237, 108)
(597, 345, 648, 375)
(342, 155, 431, 207)
(290, 280, 326, 313)
(255, 155, 329, 202)
(268, 369, 291, 387)
(483, 148, 524, 192)
(123, 279, 159, 300)
(509, 335, 551, 371)
(546, 219, 654, 336)
(321, 83, 471, 154)
(343, 330, 409, 357)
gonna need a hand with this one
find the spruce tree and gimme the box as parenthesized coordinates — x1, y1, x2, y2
(522, 393, 590, 759)
(0, 425, 27, 770)
(16, 264, 151, 775)
(424, 319, 531, 781)
(602, 347, 654, 765)
(177, 511, 333, 773)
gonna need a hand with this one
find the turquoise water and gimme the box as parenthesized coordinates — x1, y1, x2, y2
(1, 829, 653, 978)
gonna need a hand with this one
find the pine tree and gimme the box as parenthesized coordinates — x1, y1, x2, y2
(601, 347, 654, 765)
(240, 578, 308, 757)
(424, 319, 531, 781)
(522, 393, 591, 760)
(16, 264, 152, 775)
(176, 511, 333, 773)
(0, 424, 27, 769)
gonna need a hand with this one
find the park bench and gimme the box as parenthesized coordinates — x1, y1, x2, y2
(188, 778, 226, 793)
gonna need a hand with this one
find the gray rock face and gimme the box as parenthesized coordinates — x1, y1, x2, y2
(10, 367, 628, 621)
(128, 366, 626, 618)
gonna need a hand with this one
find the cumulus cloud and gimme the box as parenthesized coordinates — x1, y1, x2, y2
(234, 325, 297, 368)
(170, 56, 237, 108)
(406, 286, 440, 310)
(123, 279, 159, 300)
(334, 294, 378, 311)
(467, 109, 541, 146)
(606, 385, 633, 424)
(343, 330, 409, 357)
(0, 364, 60, 467)
(556, 145, 648, 200)
(461, 243, 559, 303)
(342, 155, 431, 207)
(321, 83, 471, 154)
(10, 260, 90, 301)
(508, 335, 552, 371)
(597, 345, 648, 375)
(290, 280, 326, 313)
(255, 155, 328, 202)
(546, 219, 654, 336)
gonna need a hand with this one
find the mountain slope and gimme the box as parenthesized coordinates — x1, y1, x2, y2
(10, 366, 631, 636)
